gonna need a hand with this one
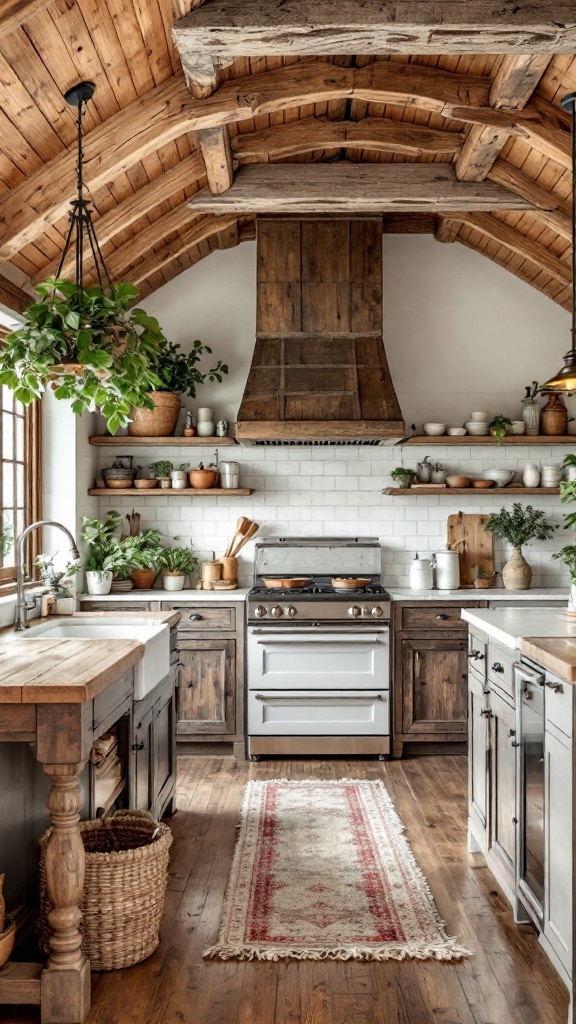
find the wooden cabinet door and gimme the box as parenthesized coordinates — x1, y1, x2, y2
(544, 726, 573, 975)
(177, 639, 236, 737)
(488, 687, 517, 890)
(133, 704, 154, 815)
(468, 670, 489, 848)
(153, 680, 176, 819)
(400, 637, 468, 738)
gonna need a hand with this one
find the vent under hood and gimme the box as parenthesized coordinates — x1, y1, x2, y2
(236, 217, 404, 447)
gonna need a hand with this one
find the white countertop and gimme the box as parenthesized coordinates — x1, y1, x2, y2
(388, 588, 567, 602)
(461, 607, 576, 651)
(79, 588, 250, 603)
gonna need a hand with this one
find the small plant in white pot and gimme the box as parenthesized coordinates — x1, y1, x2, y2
(161, 547, 198, 591)
(81, 510, 123, 595)
(149, 459, 174, 489)
(485, 503, 556, 590)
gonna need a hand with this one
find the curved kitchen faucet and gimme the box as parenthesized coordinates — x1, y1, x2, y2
(15, 520, 80, 631)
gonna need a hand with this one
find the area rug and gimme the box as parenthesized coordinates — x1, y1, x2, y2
(204, 778, 471, 962)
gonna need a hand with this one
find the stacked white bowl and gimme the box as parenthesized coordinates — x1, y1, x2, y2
(464, 411, 490, 436)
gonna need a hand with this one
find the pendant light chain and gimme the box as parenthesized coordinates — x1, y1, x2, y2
(55, 81, 112, 296)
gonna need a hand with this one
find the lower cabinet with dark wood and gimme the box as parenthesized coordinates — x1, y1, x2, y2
(162, 602, 246, 759)
(393, 601, 485, 758)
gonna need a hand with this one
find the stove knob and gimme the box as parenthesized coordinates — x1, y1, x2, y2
(270, 605, 283, 618)
(371, 606, 384, 618)
(254, 606, 267, 618)
(287, 606, 297, 617)
(348, 606, 360, 618)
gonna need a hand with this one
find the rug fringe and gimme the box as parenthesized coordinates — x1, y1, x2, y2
(203, 938, 473, 962)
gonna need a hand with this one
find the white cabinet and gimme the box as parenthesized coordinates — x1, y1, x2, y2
(468, 668, 489, 853)
(488, 685, 517, 897)
(544, 707, 573, 979)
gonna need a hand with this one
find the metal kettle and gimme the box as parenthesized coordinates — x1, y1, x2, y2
(433, 546, 460, 590)
(409, 554, 434, 591)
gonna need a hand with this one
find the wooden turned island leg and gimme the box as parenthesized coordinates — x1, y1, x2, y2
(40, 764, 90, 1024)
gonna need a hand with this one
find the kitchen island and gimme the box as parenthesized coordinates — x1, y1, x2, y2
(0, 612, 176, 1024)
(461, 606, 576, 1024)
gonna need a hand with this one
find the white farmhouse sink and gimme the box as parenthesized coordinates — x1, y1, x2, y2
(10, 617, 170, 700)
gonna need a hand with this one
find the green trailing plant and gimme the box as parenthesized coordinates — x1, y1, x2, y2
(151, 338, 228, 396)
(34, 554, 80, 593)
(390, 466, 416, 487)
(81, 510, 123, 577)
(485, 504, 556, 549)
(0, 280, 165, 434)
(161, 547, 198, 575)
(122, 529, 165, 573)
(489, 414, 513, 445)
(149, 460, 175, 479)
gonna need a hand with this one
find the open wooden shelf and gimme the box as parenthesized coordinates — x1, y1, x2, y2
(88, 487, 252, 496)
(89, 435, 237, 446)
(383, 486, 561, 496)
(400, 435, 576, 445)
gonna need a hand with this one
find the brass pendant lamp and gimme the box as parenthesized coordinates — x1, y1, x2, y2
(541, 91, 576, 391)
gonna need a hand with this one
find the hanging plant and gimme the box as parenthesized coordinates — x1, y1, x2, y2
(0, 278, 164, 434)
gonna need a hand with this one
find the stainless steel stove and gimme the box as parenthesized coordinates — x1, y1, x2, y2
(246, 538, 391, 760)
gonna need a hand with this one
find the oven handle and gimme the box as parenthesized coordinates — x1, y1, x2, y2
(253, 693, 387, 701)
(249, 628, 388, 638)
(514, 663, 545, 690)
(253, 634, 386, 644)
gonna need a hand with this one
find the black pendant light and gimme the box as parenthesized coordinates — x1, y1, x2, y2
(56, 81, 111, 292)
(541, 91, 576, 391)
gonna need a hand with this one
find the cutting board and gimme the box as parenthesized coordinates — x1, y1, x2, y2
(446, 512, 495, 588)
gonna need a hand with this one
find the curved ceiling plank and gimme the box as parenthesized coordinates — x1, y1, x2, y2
(0, 61, 560, 263)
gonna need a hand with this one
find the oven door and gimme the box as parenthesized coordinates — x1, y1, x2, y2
(248, 689, 390, 736)
(247, 628, 390, 691)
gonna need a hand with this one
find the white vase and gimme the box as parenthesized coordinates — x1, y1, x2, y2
(163, 573, 186, 591)
(197, 421, 214, 437)
(522, 463, 540, 488)
(196, 407, 213, 422)
(86, 570, 113, 595)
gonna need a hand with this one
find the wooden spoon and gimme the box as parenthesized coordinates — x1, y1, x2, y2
(226, 517, 253, 556)
(230, 521, 259, 557)
(225, 516, 251, 557)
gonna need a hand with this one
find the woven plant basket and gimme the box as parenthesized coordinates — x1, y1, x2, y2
(38, 811, 172, 970)
(128, 391, 180, 437)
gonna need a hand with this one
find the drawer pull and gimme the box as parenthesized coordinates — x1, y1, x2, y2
(131, 741, 145, 752)
(189, 614, 203, 621)
(545, 680, 563, 692)
(468, 650, 485, 661)
(436, 613, 448, 620)
(480, 709, 493, 718)
(491, 662, 504, 673)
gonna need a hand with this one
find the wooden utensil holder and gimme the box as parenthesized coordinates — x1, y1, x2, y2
(219, 556, 238, 582)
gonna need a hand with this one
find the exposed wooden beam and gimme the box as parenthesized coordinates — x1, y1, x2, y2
(197, 127, 233, 194)
(434, 216, 462, 243)
(382, 214, 435, 234)
(0, 62, 564, 262)
(89, 205, 198, 284)
(442, 211, 571, 285)
(0, 274, 30, 315)
(232, 117, 464, 162)
(487, 161, 572, 240)
(128, 215, 239, 284)
(172, 1, 576, 94)
(524, 95, 572, 169)
(187, 164, 536, 215)
(31, 152, 206, 287)
(0, 0, 52, 38)
(456, 55, 551, 182)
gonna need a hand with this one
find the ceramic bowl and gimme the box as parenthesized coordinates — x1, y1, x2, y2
(472, 478, 496, 488)
(464, 421, 490, 436)
(423, 422, 447, 436)
(510, 421, 526, 435)
(105, 478, 134, 489)
(133, 478, 158, 489)
(447, 427, 467, 436)
(483, 469, 514, 487)
(446, 475, 471, 488)
(189, 469, 218, 489)
(470, 411, 489, 421)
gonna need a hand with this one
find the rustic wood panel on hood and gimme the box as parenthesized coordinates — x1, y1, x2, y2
(236, 216, 404, 438)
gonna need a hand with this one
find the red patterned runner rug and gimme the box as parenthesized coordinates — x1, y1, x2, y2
(204, 778, 471, 962)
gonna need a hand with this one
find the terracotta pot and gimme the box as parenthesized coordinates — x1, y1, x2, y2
(130, 568, 157, 590)
(502, 547, 532, 590)
(128, 392, 180, 437)
(189, 469, 218, 489)
(540, 393, 568, 436)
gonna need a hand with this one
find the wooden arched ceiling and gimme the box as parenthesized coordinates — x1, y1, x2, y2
(0, 1, 573, 309)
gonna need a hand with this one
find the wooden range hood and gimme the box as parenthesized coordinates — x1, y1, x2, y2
(236, 216, 404, 446)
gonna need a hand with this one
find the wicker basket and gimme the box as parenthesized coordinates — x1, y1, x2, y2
(39, 811, 172, 971)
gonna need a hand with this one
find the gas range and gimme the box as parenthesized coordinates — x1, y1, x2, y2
(247, 538, 390, 624)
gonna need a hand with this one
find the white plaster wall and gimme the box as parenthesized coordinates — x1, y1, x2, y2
(90, 235, 575, 588)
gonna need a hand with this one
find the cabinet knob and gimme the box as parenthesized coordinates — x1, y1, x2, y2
(189, 613, 203, 620)
(468, 650, 484, 661)
(131, 741, 145, 752)
(491, 662, 504, 673)
(436, 613, 448, 620)
(480, 709, 492, 718)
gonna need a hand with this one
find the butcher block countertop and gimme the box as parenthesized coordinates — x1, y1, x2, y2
(520, 636, 576, 683)
(0, 611, 179, 704)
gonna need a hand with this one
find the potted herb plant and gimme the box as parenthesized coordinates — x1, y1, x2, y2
(161, 547, 198, 591)
(0, 280, 165, 435)
(35, 554, 80, 611)
(122, 529, 165, 590)
(149, 460, 174, 489)
(489, 414, 513, 445)
(81, 510, 124, 595)
(129, 338, 228, 437)
(485, 503, 556, 590)
(390, 466, 416, 489)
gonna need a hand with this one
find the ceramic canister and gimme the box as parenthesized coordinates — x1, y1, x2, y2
(196, 407, 213, 423)
(541, 464, 562, 488)
(434, 547, 460, 590)
(522, 463, 540, 488)
(409, 554, 434, 591)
